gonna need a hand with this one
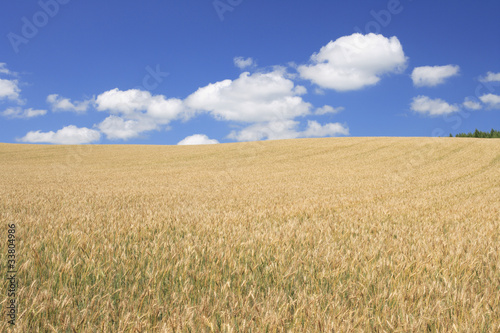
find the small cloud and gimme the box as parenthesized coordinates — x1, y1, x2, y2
(233, 57, 255, 70)
(177, 134, 219, 145)
(462, 98, 482, 110)
(1, 107, 47, 119)
(18, 125, 101, 144)
(0, 63, 17, 76)
(410, 95, 459, 116)
(293, 85, 307, 95)
(0, 78, 21, 102)
(479, 93, 500, 109)
(228, 120, 300, 141)
(95, 88, 185, 121)
(411, 65, 460, 87)
(315, 105, 344, 115)
(47, 94, 93, 113)
(97, 115, 158, 140)
(301, 120, 349, 137)
(479, 72, 500, 83)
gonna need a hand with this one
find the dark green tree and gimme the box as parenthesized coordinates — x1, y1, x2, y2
(452, 129, 500, 138)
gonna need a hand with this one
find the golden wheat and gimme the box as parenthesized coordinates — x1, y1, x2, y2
(0, 137, 499, 332)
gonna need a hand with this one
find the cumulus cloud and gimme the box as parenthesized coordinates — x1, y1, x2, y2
(462, 98, 482, 110)
(479, 72, 500, 83)
(411, 65, 459, 87)
(94, 70, 346, 142)
(96, 89, 155, 115)
(96, 115, 158, 140)
(302, 120, 349, 137)
(228, 120, 348, 141)
(1, 107, 47, 119)
(96, 88, 184, 120)
(177, 134, 219, 145)
(479, 94, 500, 109)
(410, 96, 459, 116)
(185, 69, 312, 122)
(234, 57, 255, 70)
(298, 33, 407, 91)
(0, 78, 21, 102)
(47, 94, 93, 113)
(315, 105, 344, 115)
(18, 125, 100, 144)
(228, 120, 300, 141)
(95, 88, 185, 140)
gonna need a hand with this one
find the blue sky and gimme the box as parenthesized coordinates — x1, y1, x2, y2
(1, 0, 499, 145)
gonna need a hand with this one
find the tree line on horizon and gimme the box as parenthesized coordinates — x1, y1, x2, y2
(450, 129, 500, 138)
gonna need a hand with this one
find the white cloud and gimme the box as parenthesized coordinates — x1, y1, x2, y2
(1, 107, 47, 119)
(234, 57, 255, 70)
(315, 105, 344, 115)
(479, 72, 500, 83)
(95, 88, 185, 140)
(479, 94, 500, 109)
(47, 94, 93, 113)
(0, 78, 21, 102)
(18, 125, 100, 144)
(410, 96, 459, 116)
(96, 115, 158, 140)
(298, 33, 407, 91)
(177, 134, 219, 145)
(228, 120, 300, 141)
(96, 89, 154, 115)
(228, 120, 348, 141)
(302, 120, 349, 137)
(185, 69, 312, 122)
(96, 88, 184, 121)
(411, 65, 459, 87)
(462, 98, 482, 110)
(293, 85, 307, 95)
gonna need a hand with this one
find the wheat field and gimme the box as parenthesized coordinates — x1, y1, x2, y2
(0, 137, 499, 332)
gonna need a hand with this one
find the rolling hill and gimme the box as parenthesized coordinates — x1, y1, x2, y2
(1, 137, 499, 331)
